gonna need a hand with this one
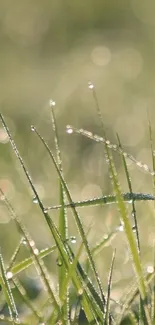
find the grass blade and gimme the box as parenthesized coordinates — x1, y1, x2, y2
(10, 246, 57, 276)
(104, 250, 116, 325)
(89, 84, 151, 324)
(50, 100, 69, 322)
(45, 192, 155, 211)
(0, 251, 18, 323)
(32, 126, 107, 315)
(116, 133, 140, 254)
(66, 124, 154, 177)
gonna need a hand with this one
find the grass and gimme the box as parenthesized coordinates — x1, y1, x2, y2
(0, 85, 155, 324)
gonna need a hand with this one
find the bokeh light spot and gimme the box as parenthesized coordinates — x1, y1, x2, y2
(91, 46, 111, 66)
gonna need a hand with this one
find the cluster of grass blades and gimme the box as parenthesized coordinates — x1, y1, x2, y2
(0, 84, 155, 324)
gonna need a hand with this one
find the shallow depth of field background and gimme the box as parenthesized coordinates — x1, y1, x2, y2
(0, 0, 155, 304)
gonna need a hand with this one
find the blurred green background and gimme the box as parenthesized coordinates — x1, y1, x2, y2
(0, 0, 155, 315)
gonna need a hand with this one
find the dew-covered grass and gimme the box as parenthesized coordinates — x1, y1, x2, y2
(0, 84, 155, 324)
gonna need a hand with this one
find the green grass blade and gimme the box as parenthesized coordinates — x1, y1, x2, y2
(66, 124, 154, 177)
(116, 134, 140, 253)
(7, 238, 24, 272)
(0, 316, 27, 324)
(45, 192, 155, 210)
(32, 126, 107, 314)
(104, 142, 151, 324)
(148, 114, 155, 190)
(0, 252, 18, 323)
(10, 246, 57, 276)
(13, 277, 43, 322)
(151, 243, 155, 323)
(89, 85, 151, 324)
(91, 230, 117, 258)
(104, 250, 116, 325)
(50, 101, 69, 322)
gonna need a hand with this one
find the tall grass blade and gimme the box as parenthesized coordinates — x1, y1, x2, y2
(50, 100, 69, 322)
(116, 134, 140, 254)
(0, 251, 18, 323)
(32, 126, 107, 314)
(148, 114, 155, 190)
(104, 250, 116, 325)
(89, 84, 151, 324)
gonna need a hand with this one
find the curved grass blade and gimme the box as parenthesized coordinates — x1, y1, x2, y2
(0, 252, 18, 323)
(32, 126, 107, 315)
(66, 125, 154, 177)
(104, 250, 116, 325)
(45, 192, 155, 211)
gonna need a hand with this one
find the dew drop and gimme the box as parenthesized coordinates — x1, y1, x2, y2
(66, 125, 73, 134)
(33, 197, 38, 204)
(7, 271, 13, 280)
(56, 257, 63, 267)
(147, 265, 154, 274)
(44, 208, 48, 214)
(22, 239, 27, 245)
(70, 236, 76, 244)
(49, 99, 56, 107)
(29, 240, 35, 247)
(132, 225, 136, 233)
(34, 248, 39, 255)
(88, 81, 94, 89)
(117, 224, 124, 232)
(31, 125, 36, 132)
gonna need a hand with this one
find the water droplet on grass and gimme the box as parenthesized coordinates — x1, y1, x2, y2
(56, 257, 63, 267)
(117, 224, 124, 232)
(33, 197, 38, 204)
(22, 239, 27, 245)
(49, 99, 56, 107)
(88, 81, 94, 89)
(70, 236, 76, 244)
(31, 125, 36, 132)
(147, 265, 154, 274)
(132, 225, 136, 233)
(6, 272, 13, 280)
(66, 125, 73, 134)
